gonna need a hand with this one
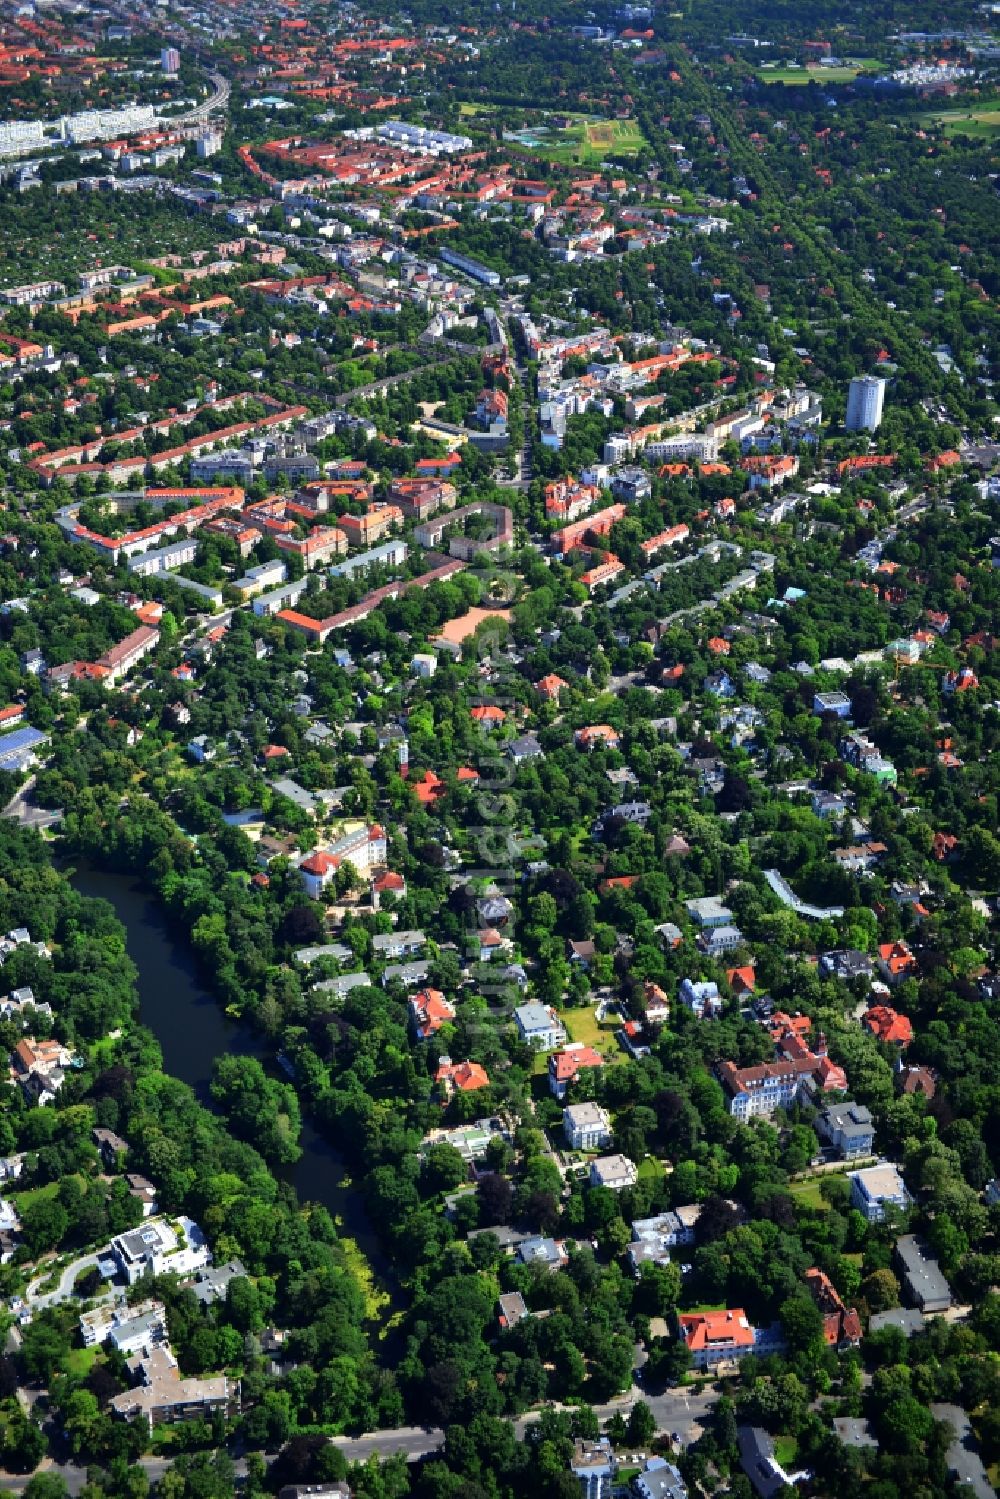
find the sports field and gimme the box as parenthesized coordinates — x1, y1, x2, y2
(922, 108, 1000, 138)
(504, 113, 645, 164)
(756, 60, 879, 85)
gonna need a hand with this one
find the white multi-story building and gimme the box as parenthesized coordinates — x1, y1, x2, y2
(127, 539, 198, 577)
(845, 375, 886, 433)
(563, 1102, 613, 1152)
(58, 106, 158, 145)
(850, 1163, 911, 1222)
(589, 1154, 638, 1191)
(514, 1003, 567, 1051)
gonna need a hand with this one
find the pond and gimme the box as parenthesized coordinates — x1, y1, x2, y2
(69, 862, 388, 1280)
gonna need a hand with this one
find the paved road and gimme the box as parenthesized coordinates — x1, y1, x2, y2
(2, 1385, 716, 1490)
(2, 776, 62, 832)
(329, 1382, 718, 1464)
(25, 1252, 101, 1310)
(168, 69, 230, 128)
(3, 1456, 247, 1496)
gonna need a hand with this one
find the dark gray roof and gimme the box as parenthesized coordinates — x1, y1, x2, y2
(930, 1404, 995, 1499)
(869, 1307, 925, 1337)
(895, 1235, 952, 1310)
(737, 1427, 787, 1499)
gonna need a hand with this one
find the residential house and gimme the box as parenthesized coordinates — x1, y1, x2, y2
(816, 1101, 875, 1159)
(516, 1236, 568, 1270)
(188, 1260, 247, 1308)
(804, 1268, 861, 1347)
(80, 1299, 167, 1355)
(110, 1217, 210, 1286)
(811, 790, 850, 820)
(498, 1292, 529, 1331)
(640, 981, 671, 1024)
(932, 832, 959, 863)
(109, 1344, 230, 1428)
(628, 1207, 700, 1273)
(684, 896, 734, 928)
(298, 851, 339, 900)
(548, 1043, 603, 1099)
(371, 929, 426, 961)
(896, 1061, 936, 1099)
(435, 1056, 490, 1097)
(10, 1035, 72, 1106)
(535, 673, 568, 702)
(409, 989, 456, 1040)
(864, 1005, 913, 1047)
(878, 941, 918, 986)
(819, 949, 874, 983)
(475, 926, 511, 963)
(813, 690, 852, 717)
(727, 965, 756, 998)
(631, 1459, 688, 1499)
(737, 1426, 797, 1499)
(568, 939, 596, 970)
(833, 843, 888, 874)
(575, 725, 621, 750)
(371, 870, 406, 910)
(126, 1174, 158, 1218)
(507, 733, 543, 764)
(93, 1127, 129, 1168)
(699, 924, 744, 958)
(570, 1436, 615, 1499)
(719, 1034, 845, 1120)
(679, 978, 722, 1019)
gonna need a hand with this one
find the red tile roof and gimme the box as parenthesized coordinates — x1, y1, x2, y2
(678, 1308, 754, 1354)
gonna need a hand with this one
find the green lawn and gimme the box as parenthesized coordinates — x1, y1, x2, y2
(506, 114, 646, 165)
(61, 1346, 100, 1378)
(922, 109, 1000, 138)
(774, 1434, 799, 1468)
(532, 1007, 621, 1076)
(788, 1178, 830, 1211)
(564, 1007, 618, 1051)
(10, 1179, 63, 1211)
(756, 63, 877, 85)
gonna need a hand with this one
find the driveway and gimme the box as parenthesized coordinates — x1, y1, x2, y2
(26, 1253, 104, 1311)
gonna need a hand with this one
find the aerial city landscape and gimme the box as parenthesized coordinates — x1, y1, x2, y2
(0, 0, 997, 1493)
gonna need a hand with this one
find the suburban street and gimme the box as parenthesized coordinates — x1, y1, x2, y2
(1, 1384, 718, 1491)
(2, 776, 62, 832)
(329, 1382, 719, 1464)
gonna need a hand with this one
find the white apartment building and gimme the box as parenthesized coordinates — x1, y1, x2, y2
(563, 1102, 613, 1152)
(845, 375, 886, 432)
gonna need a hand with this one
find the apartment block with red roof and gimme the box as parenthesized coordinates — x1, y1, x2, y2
(677, 1308, 756, 1369)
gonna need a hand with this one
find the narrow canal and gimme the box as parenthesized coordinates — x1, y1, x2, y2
(68, 862, 388, 1280)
